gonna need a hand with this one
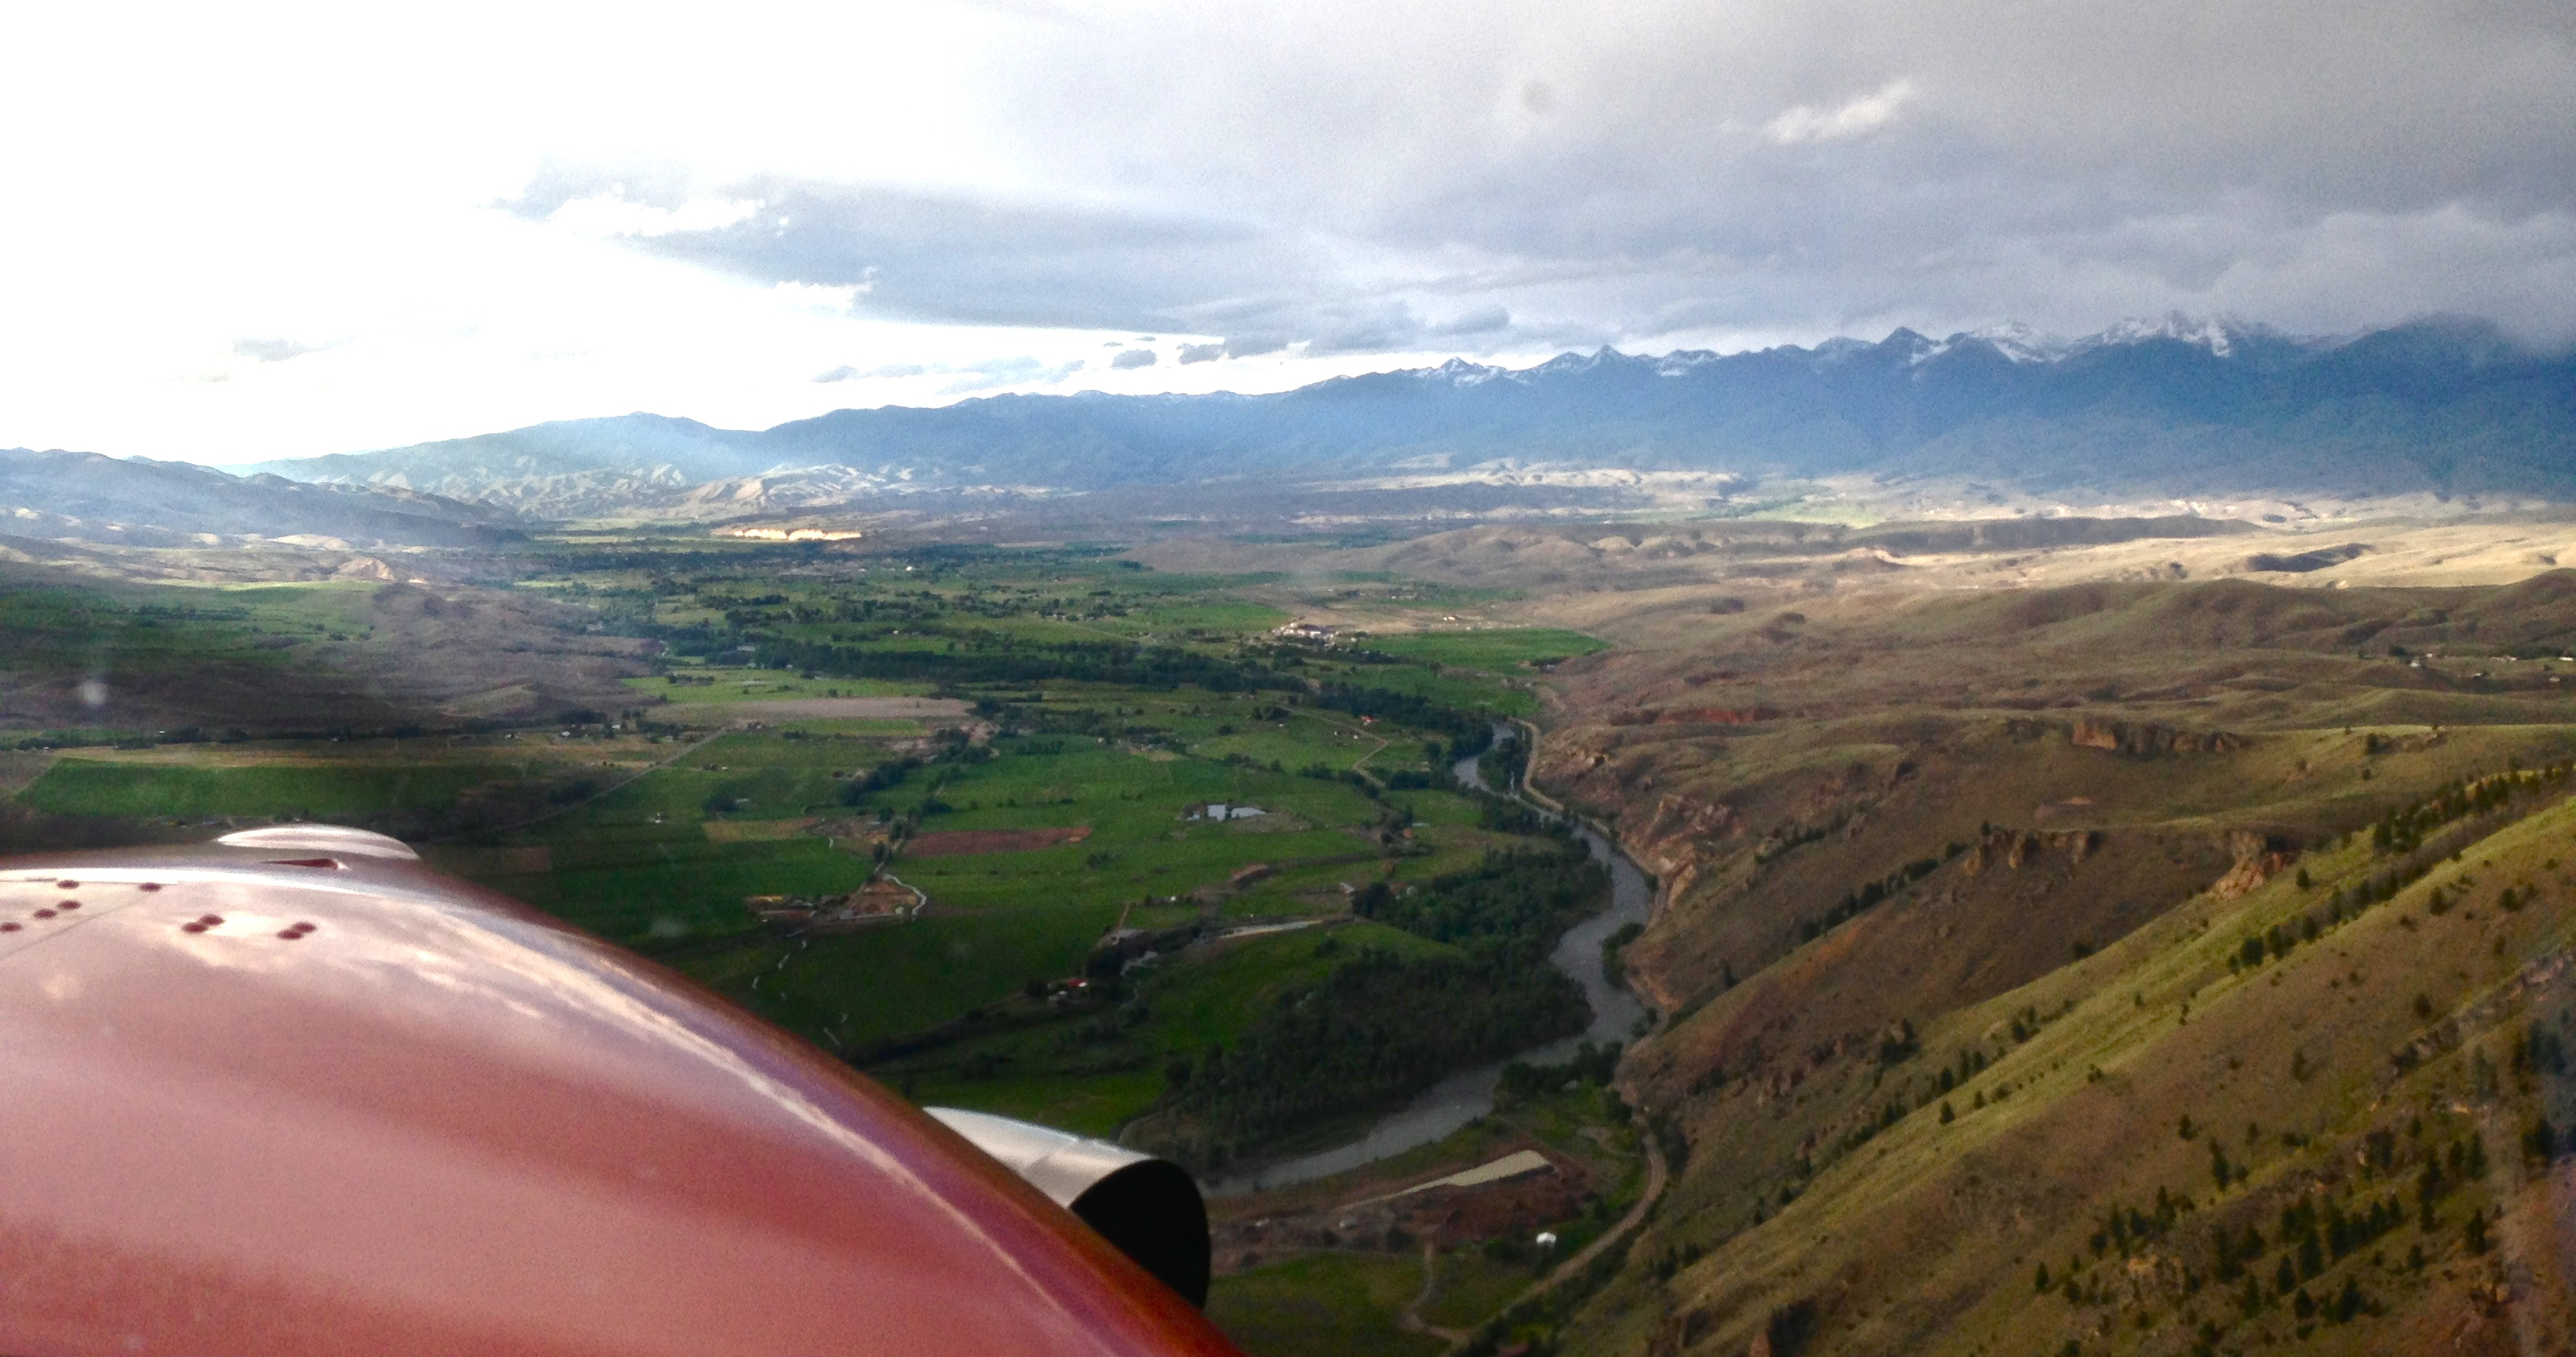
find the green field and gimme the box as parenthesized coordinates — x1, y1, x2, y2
(624, 671, 931, 703)
(463, 549, 1567, 1142)
(887, 922, 1462, 1135)
(1359, 628, 1605, 672)
(467, 695, 1556, 1139)
(0, 579, 375, 673)
(1418, 1250, 1538, 1331)
(20, 757, 511, 820)
(4, 543, 1579, 1170)
(1206, 1252, 1442, 1357)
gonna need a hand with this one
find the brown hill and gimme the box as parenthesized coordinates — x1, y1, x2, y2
(1518, 574, 2576, 1356)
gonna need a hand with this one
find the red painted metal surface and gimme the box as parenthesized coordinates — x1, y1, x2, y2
(0, 836, 1243, 1356)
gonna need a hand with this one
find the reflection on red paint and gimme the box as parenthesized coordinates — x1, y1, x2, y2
(0, 837, 1242, 1357)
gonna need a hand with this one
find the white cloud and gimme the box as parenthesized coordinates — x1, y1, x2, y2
(230, 335, 338, 363)
(548, 193, 763, 239)
(1762, 79, 1917, 145)
(938, 357, 1088, 394)
(773, 280, 871, 314)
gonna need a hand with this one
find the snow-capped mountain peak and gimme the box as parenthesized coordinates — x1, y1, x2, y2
(1961, 321, 2068, 364)
(2083, 312, 2276, 358)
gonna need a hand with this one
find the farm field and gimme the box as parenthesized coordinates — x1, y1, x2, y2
(1360, 626, 1608, 673)
(623, 670, 932, 703)
(21, 756, 515, 821)
(0, 536, 1636, 1355)
(0, 540, 1601, 1171)
(1204, 1252, 1440, 1357)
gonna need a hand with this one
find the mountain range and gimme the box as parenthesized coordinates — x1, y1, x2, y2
(0, 447, 522, 550)
(227, 316, 2575, 521)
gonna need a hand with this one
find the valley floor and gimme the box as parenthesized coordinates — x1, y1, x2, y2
(20, 510, 2576, 1356)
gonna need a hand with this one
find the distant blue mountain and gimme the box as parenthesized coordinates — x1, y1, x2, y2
(0, 447, 521, 548)
(245, 412, 774, 488)
(244, 317, 2576, 510)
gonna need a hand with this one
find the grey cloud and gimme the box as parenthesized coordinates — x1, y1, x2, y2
(1110, 348, 1159, 368)
(964, 1, 2576, 342)
(1429, 306, 1512, 337)
(519, 172, 1287, 335)
(1175, 342, 1225, 364)
(513, 166, 1552, 356)
(524, 3, 2576, 350)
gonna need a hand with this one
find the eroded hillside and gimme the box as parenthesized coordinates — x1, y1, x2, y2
(1522, 568, 2576, 1356)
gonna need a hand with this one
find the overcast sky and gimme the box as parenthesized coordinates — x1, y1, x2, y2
(2, 0, 2570, 463)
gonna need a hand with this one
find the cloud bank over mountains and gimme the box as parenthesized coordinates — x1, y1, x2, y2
(0, 1, 2568, 462)
(509, 0, 2576, 363)
(236, 316, 2576, 522)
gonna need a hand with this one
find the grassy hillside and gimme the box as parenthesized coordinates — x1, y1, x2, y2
(1506, 575, 2576, 1355)
(1565, 768, 2576, 1355)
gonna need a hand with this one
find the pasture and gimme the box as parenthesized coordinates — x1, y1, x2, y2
(20, 757, 512, 821)
(3, 543, 1570, 1178)
(1205, 1252, 1441, 1357)
(1361, 627, 1606, 672)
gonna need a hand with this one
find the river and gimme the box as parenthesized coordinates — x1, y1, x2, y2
(1204, 728, 1653, 1194)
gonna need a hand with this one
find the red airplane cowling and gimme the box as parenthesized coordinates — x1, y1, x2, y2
(0, 827, 1242, 1357)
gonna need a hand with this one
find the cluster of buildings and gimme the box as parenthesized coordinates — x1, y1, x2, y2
(1271, 621, 1342, 645)
(712, 525, 865, 542)
(745, 877, 923, 932)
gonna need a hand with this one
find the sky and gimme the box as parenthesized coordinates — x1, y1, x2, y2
(1, 0, 2570, 465)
